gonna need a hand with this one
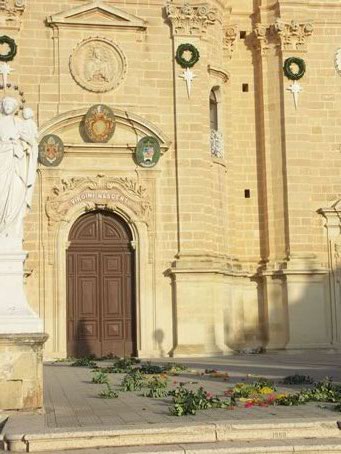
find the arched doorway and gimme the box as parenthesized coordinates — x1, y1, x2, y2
(66, 211, 136, 358)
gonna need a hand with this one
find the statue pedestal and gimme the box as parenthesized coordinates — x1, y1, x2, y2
(0, 250, 43, 333)
(0, 98, 46, 410)
(0, 333, 47, 410)
(0, 248, 47, 410)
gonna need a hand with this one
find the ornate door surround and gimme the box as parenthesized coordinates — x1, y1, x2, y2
(43, 174, 157, 358)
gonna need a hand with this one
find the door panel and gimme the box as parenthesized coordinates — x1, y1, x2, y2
(103, 254, 123, 274)
(78, 277, 98, 316)
(67, 211, 136, 358)
(103, 277, 121, 316)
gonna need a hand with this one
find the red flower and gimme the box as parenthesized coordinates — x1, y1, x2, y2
(244, 402, 254, 408)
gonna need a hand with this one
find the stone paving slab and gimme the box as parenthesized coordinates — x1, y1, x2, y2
(33, 351, 341, 430)
(2, 351, 341, 452)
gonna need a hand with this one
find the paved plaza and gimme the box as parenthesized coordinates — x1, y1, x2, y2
(1, 350, 341, 452)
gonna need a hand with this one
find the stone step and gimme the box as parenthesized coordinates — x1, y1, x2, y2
(8, 438, 341, 454)
(3, 418, 341, 452)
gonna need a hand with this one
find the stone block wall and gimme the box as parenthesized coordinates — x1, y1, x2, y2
(1, 0, 339, 357)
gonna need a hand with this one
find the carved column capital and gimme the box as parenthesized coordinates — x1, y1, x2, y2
(223, 25, 238, 59)
(254, 23, 270, 56)
(273, 19, 313, 52)
(165, 2, 220, 37)
(0, 0, 26, 30)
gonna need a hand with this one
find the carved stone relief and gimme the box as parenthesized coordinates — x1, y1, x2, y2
(223, 25, 238, 60)
(166, 2, 219, 37)
(254, 23, 269, 56)
(46, 175, 152, 226)
(253, 20, 313, 55)
(0, 0, 25, 30)
(273, 20, 313, 52)
(69, 37, 127, 93)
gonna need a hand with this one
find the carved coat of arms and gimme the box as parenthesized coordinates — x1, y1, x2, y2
(135, 137, 161, 168)
(38, 134, 64, 167)
(83, 104, 116, 143)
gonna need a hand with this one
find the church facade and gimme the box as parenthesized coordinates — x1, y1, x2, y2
(2, 0, 341, 359)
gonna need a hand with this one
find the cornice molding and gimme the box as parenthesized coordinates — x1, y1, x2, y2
(46, 0, 146, 30)
(208, 65, 230, 83)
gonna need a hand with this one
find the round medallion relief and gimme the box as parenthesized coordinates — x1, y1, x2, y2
(69, 37, 127, 93)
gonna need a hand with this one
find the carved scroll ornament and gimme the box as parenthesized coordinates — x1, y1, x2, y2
(46, 175, 152, 225)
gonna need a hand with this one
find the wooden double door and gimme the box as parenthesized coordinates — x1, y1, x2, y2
(67, 211, 136, 358)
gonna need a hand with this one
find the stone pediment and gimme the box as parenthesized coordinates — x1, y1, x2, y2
(46, 1, 147, 30)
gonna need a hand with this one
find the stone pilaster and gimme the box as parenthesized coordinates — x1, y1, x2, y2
(165, 3, 227, 355)
(318, 199, 341, 347)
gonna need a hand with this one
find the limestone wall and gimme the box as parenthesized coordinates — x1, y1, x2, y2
(1, 0, 339, 357)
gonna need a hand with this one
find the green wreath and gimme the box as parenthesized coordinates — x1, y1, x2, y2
(0, 35, 17, 62)
(175, 43, 200, 68)
(283, 57, 306, 81)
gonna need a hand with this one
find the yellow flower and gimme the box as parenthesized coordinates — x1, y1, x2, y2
(259, 386, 274, 394)
(275, 393, 287, 400)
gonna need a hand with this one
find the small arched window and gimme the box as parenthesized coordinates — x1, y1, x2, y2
(210, 89, 219, 131)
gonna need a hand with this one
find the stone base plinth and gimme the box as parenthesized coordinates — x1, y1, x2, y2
(171, 344, 223, 357)
(0, 333, 48, 410)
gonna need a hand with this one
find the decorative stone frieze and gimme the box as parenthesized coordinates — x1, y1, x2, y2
(223, 25, 238, 59)
(254, 23, 269, 56)
(0, 0, 25, 30)
(273, 19, 313, 52)
(166, 2, 219, 37)
(46, 175, 152, 226)
(210, 129, 224, 158)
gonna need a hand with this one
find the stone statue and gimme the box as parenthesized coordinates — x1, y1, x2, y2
(0, 96, 43, 333)
(22, 106, 39, 209)
(0, 96, 38, 244)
